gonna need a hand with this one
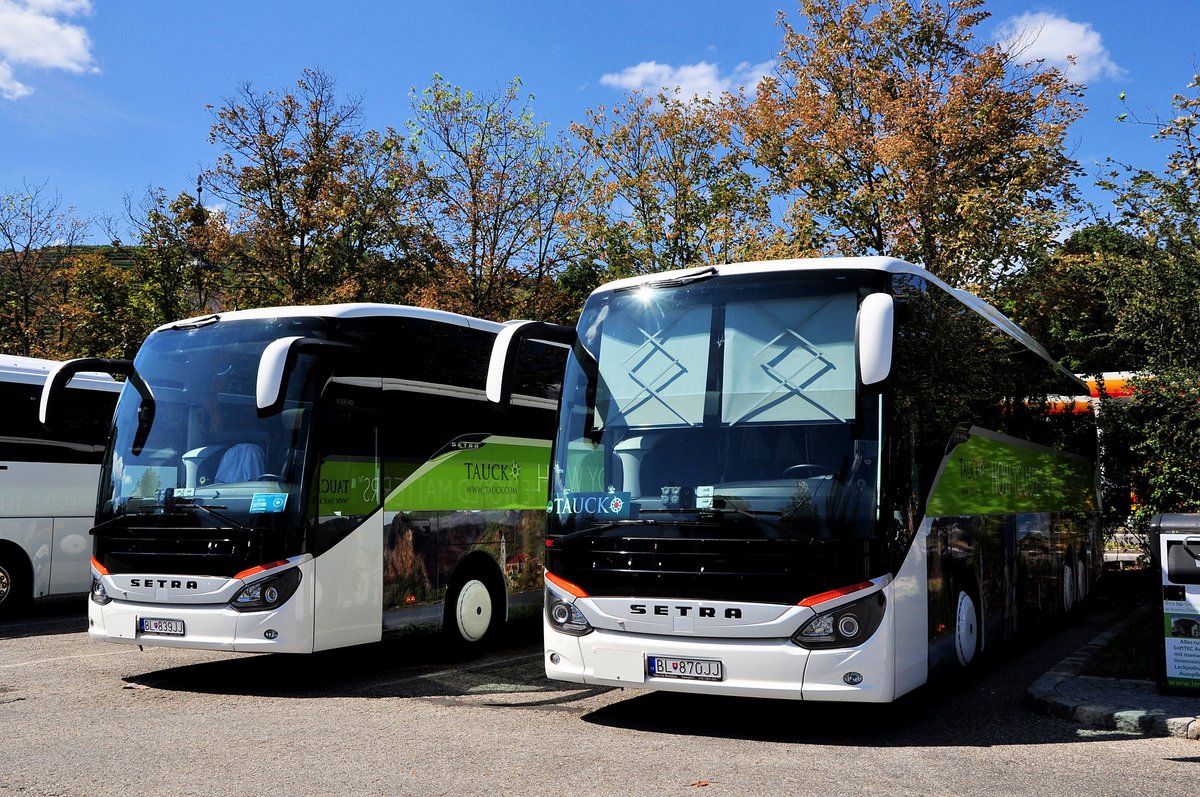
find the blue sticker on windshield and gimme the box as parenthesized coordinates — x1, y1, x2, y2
(548, 492, 632, 518)
(250, 493, 288, 514)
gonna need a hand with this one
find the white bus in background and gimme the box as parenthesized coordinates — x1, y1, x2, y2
(41, 305, 566, 653)
(489, 257, 1100, 702)
(0, 355, 121, 616)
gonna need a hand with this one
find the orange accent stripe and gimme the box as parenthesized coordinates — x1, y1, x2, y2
(798, 581, 873, 607)
(234, 560, 289, 580)
(545, 570, 589, 598)
(91, 556, 109, 576)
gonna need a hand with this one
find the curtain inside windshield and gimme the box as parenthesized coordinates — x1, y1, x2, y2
(595, 291, 857, 430)
(722, 293, 856, 424)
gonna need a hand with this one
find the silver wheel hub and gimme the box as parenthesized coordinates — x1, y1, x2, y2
(455, 579, 493, 642)
(955, 591, 978, 667)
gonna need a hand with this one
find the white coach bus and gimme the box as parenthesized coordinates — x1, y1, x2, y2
(0, 355, 120, 615)
(489, 257, 1100, 702)
(41, 305, 566, 652)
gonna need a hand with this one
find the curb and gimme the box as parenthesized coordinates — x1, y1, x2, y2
(1026, 606, 1200, 740)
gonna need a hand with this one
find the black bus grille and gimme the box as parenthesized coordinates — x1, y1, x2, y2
(95, 522, 285, 578)
(548, 536, 881, 604)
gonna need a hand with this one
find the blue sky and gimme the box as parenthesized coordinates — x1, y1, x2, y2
(1, 0, 1198, 242)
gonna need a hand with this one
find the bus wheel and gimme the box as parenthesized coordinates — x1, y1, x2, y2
(1063, 562, 1075, 613)
(444, 568, 503, 648)
(954, 590, 980, 668)
(0, 549, 30, 618)
(1076, 556, 1089, 603)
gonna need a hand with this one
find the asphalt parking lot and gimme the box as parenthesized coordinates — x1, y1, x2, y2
(1, 598, 1196, 797)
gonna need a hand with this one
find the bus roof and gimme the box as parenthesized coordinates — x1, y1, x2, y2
(0, 354, 121, 390)
(151, 303, 507, 336)
(589, 257, 1082, 392)
(590, 256, 922, 294)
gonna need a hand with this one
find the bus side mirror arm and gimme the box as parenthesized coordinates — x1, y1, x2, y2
(256, 337, 359, 414)
(40, 357, 156, 456)
(858, 293, 895, 386)
(486, 321, 576, 405)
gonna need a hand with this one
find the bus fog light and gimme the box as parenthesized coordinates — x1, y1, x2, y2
(264, 629, 278, 640)
(549, 652, 561, 665)
(843, 672, 863, 685)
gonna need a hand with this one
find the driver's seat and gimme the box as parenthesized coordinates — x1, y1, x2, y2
(213, 443, 265, 483)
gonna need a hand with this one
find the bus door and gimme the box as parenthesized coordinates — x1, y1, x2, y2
(311, 372, 383, 651)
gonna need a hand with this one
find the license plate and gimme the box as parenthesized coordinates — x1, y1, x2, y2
(139, 617, 185, 636)
(647, 655, 723, 681)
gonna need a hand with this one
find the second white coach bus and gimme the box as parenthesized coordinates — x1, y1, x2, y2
(41, 305, 566, 653)
(490, 257, 1099, 702)
(1, 355, 120, 615)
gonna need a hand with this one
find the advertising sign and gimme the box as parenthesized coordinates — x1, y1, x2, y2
(1152, 514, 1200, 696)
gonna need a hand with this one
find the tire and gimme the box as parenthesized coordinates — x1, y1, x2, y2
(1076, 556, 1088, 604)
(954, 589, 980, 668)
(1063, 562, 1075, 613)
(0, 548, 31, 619)
(443, 567, 504, 649)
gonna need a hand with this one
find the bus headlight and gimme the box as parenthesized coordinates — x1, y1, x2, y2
(230, 568, 302, 613)
(90, 576, 111, 606)
(545, 589, 592, 636)
(792, 591, 885, 649)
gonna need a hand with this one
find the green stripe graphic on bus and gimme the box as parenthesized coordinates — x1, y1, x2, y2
(926, 427, 1096, 517)
(384, 435, 551, 512)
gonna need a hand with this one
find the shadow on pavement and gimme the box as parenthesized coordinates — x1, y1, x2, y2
(0, 595, 88, 639)
(121, 616, 606, 706)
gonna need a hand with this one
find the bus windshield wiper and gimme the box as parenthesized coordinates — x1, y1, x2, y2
(131, 495, 254, 533)
(174, 498, 253, 533)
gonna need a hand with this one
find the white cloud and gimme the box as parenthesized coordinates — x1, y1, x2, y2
(599, 59, 773, 99)
(996, 12, 1122, 83)
(0, 60, 31, 99)
(0, 0, 97, 100)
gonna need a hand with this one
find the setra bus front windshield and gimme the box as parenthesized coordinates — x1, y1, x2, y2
(97, 315, 326, 530)
(552, 270, 883, 543)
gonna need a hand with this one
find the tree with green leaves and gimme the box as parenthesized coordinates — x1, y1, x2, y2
(53, 249, 142, 359)
(736, 0, 1083, 291)
(1094, 75, 1200, 527)
(124, 186, 235, 327)
(204, 67, 404, 307)
(0, 180, 90, 356)
(402, 75, 583, 321)
(569, 89, 775, 290)
(1000, 222, 1148, 374)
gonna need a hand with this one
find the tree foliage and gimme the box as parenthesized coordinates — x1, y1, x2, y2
(204, 67, 405, 306)
(126, 187, 236, 327)
(403, 75, 583, 320)
(0, 180, 89, 356)
(1095, 77, 1200, 527)
(570, 90, 774, 288)
(737, 0, 1083, 290)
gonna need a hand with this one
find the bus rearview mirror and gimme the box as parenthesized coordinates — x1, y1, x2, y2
(39, 357, 156, 456)
(256, 337, 360, 414)
(486, 321, 575, 405)
(858, 293, 894, 386)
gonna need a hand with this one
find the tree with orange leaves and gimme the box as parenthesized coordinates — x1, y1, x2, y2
(737, 0, 1084, 291)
